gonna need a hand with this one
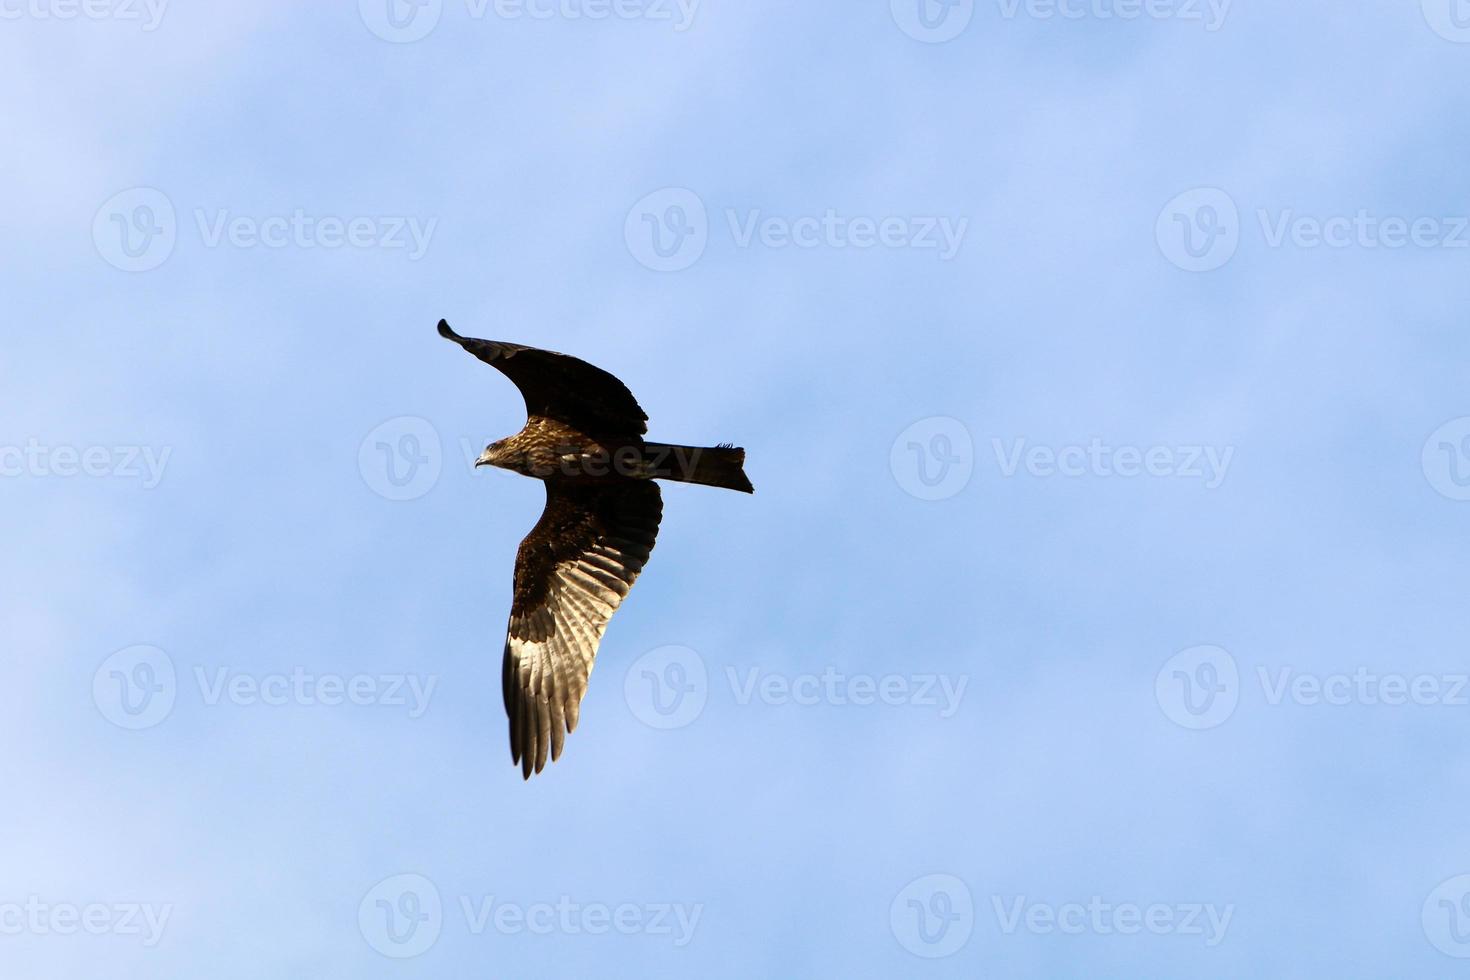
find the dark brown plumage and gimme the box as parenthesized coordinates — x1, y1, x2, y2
(438, 319, 752, 778)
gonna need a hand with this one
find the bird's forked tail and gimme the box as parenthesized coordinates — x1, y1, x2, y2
(643, 443, 753, 493)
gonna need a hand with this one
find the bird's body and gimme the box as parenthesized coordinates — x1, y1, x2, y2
(437, 319, 751, 778)
(488, 415, 639, 481)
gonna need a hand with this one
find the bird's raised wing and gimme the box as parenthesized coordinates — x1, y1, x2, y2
(503, 479, 662, 778)
(438, 319, 649, 436)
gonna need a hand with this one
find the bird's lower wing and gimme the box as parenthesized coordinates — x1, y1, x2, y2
(503, 480, 662, 778)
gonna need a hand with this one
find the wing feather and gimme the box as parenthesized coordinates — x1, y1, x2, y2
(438, 319, 649, 436)
(502, 480, 662, 777)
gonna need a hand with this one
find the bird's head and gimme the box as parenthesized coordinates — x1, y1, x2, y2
(474, 439, 513, 470)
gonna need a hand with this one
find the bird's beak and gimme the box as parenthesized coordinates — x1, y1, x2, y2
(474, 449, 494, 468)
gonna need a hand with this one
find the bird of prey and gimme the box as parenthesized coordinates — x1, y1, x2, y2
(438, 319, 752, 778)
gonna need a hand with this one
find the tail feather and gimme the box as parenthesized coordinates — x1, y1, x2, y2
(644, 443, 753, 493)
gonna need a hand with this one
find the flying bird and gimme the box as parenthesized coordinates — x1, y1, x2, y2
(437, 319, 752, 778)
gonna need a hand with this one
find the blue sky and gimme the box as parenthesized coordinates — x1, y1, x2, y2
(5, 1, 1470, 976)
